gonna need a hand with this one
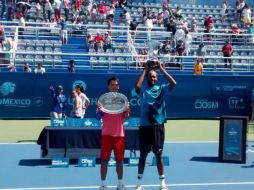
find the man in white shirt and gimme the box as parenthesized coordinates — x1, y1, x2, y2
(34, 63, 46, 74)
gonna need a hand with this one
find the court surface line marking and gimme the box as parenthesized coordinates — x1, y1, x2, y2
(0, 141, 219, 145)
(2, 181, 254, 190)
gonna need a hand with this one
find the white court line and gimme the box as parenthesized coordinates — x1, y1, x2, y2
(2, 182, 254, 190)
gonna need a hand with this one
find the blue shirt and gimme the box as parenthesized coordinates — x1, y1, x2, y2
(50, 89, 67, 114)
(139, 83, 172, 126)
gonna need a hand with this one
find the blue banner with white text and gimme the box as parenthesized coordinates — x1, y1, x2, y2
(0, 72, 253, 119)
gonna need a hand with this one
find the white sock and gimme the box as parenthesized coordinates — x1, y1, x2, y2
(118, 179, 123, 186)
(101, 180, 106, 186)
(137, 174, 143, 186)
(159, 175, 166, 187)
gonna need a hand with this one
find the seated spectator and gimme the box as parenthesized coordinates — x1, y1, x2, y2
(129, 18, 139, 37)
(107, 5, 115, 21)
(156, 11, 163, 26)
(94, 32, 104, 52)
(164, 49, 181, 70)
(7, 62, 16, 72)
(44, 0, 53, 22)
(119, 13, 124, 25)
(222, 41, 233, 69)
(87, 34, 95, 49)
(124, 10, 131, 25)
(103, 32, 112, 52)
(231, 23, 240, 45)
(166, 16, 176, 35)
(159, 38, 171, 54)
(24, 63, 32, 72)
(204, 15, 213, 31)
(34, 63, 46, 74)
(174, 27, 185, 47)
(193, 58, 203, 75)
(68, 59, 75, 73)
(90, 4, 98, 22)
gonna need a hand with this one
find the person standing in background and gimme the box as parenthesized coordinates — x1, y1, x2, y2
(75, 84, 90, 118)
(71, 90, 82, 118)
(49, 85, 67, 118)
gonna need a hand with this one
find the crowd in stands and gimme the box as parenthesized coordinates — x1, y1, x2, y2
(0, 0, 254, 73)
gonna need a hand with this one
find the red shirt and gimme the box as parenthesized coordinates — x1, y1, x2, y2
(222, 44, 233, 56)
(95, 35, 104, 43)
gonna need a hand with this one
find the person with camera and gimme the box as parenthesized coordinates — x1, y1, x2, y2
(135, 61, 177, 190)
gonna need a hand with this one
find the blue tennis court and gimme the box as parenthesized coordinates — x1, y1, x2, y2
(1, 142, 254, 190)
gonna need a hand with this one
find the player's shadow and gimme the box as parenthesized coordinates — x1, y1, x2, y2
(190, 156, 220, 163)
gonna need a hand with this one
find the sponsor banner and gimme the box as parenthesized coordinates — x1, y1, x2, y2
(51, 157, 69, 167)
(108, 157, 116, 167)
(78, 157, 96, 167)
(128, 157, 139, 166)
(0, 72, 253, 118)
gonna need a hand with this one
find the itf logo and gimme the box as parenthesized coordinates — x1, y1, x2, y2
(0, 82, 16, 96)
(228, 97, 245, 110)
(72, 80, 87, 91)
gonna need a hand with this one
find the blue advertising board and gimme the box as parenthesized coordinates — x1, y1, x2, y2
(0, 72, 253, 119)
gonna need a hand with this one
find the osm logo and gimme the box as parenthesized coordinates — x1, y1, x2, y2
(195, 99, 219, 109)
(0, 82, 16, 96)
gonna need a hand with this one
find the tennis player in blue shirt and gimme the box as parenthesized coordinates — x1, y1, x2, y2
(135, 61, 176, 190)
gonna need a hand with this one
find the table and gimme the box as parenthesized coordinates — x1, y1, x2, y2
(37, 127, 139, 158)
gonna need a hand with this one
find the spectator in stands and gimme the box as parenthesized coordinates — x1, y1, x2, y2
(107, 5, 115, 21)
(75, 84, 90, 118)
(99, 1, 107, 22)
(119, 13, 125, 25)
(204, 15, 214, 32)
(235, 0, 245, 21)
(7, 62, 16, 72)
(71, 90, 83, 118)
(53, 0, 61, 22)
(174, 6, 182, 20)
(34, 63, 46, 74)
(68, 59, 75, 73)
(145, 16, 153, 41)
(87, 33, 95, 49)
(75, 0, 81, 10)
(175, 40, 185, 69)
(231, 23, 240, 45)
(184, 31, 192, 56)
(103, 32, 112, 52)
(23, 63, 32, 72)
(250, 89, 254, 123)
(164, 49, 181, 70)
(159, 38, 171, 55)
(221, 0, 228, 23)
(129, 18, 139, 37)
(196, 43, 207, 58)
(190, 17, 197, 32)
(174, 26, 185, 47)
(247, 24, 254, 44)
(135, 61, 176, 190)
(49, 85, 67, 118)
(94, 32, 104, 52)
(222, 41, 233, 69)
(166, 16, 176, 35)
(0, 24, 5, 49)
(96, 77, 130, 190)
(156, 11, 164, 26)
(124, 10, 131, 25)
(6, 2, 15, 21)
(91, 4, 98, 23)
(35, 1, 42, 18)
(44, 0, 53, 22)
(119, 0, 127, 8)
(79, 3, 90, 23)
(61, 0, 70, 21)
(3, 37, 13, 65)
(242, 4, 252, 28)
(193, 58, 204, 75)
(59, 18, 68, 44)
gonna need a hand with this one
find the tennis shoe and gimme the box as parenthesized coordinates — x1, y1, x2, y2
(116, 184, 126, 190)
(99, 185, 108, 190)
(159, 185, 168, 190)
(135, 185, 144, 190)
